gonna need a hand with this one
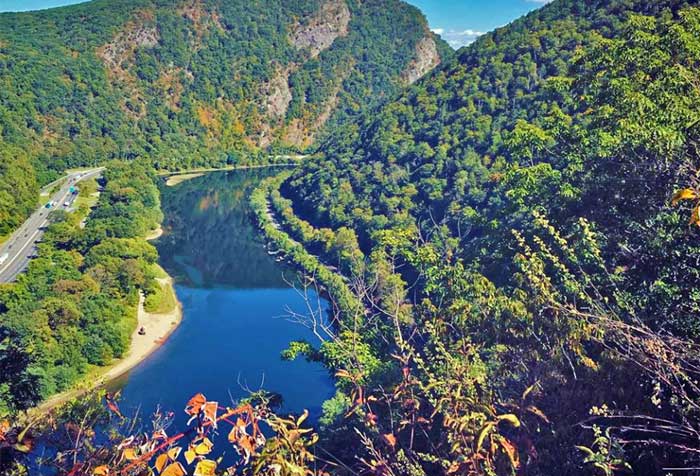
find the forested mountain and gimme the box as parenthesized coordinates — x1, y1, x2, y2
(278, 0, 700, 473)
(4, 0, 700, 473)
(0, 0, 449, 233)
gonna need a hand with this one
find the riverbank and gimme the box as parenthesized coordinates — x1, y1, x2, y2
(158, 162, 300, 178)
(31, 229, 182, 415)
(166, 173, 205, 187)
(250, 175, 363, 317)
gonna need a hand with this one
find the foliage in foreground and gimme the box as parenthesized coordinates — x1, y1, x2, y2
(0, 391, 322, 476)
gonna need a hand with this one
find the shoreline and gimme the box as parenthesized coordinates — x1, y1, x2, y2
(31, 228, 182, 415)
(157, 162, 300, 178)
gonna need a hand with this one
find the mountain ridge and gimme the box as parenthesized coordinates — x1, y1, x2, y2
(0, 0, 450, 233)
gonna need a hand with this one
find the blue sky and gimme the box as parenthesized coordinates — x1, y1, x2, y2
(408, 0, 551, 48)
(0, 0, 88, 12)
(0, 0, 551, 48)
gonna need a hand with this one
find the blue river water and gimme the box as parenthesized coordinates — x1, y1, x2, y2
(110, 169, 334, 429)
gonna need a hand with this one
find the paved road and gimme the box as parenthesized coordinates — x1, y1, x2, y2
(0, 168, 103, 283)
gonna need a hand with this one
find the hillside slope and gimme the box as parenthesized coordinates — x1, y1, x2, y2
(0, 0, 449, 231)
(283, 0, 700, 473)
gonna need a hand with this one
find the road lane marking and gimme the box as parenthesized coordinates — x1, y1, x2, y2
(0, 169, 103, 280)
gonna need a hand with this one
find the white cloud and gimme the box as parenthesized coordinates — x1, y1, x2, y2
(432, 28, 486, 49)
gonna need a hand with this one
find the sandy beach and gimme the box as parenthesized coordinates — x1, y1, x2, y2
(146, 225, 164, 240)
(166, 172, 204, 187)
(104, 278, 182, 383)
(32, 231, 181, 414)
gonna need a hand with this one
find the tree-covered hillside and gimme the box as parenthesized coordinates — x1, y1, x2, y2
(0, 0, 449, 233)
(279, 0, 700, 473)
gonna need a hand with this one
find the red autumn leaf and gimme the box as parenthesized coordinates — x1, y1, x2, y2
(105, 393, 123, 418)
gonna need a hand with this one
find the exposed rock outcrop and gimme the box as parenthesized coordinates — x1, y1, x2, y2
(97, 11, 159, 119)
(264, 66, 293, 120)
(282, 91, 339, 148)
(98, 11, 159, 79)
(178, 0, 224, 48)
(401, 35, 440, 85)
(290, 0, 351, 58)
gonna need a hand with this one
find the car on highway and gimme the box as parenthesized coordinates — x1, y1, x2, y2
(0, 253, 8, 265)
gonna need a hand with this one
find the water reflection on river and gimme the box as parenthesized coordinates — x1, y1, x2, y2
(112, 169, 334, 427)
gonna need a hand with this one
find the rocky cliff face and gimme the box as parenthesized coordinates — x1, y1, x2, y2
(401, 35, 441, 85)
(93, 0, 444, 150)
(0, 0, 449, 171)
(97, 10, 160, 118)
(264, 66, 293, 121)
(290, 0, 351, 58)
(98, 11, 159, 80)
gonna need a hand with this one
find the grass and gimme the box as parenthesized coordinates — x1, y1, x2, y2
(144, 279, 178, 314)
(38, 192, 53, 208)
(74, 193, 100, 210)
(150, 263, 169, 279)
(73, 178, 100, 220)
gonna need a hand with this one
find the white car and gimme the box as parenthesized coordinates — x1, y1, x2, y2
(0, 253, 8, 265)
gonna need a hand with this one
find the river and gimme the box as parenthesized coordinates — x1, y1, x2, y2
(110, 168, 334, 425)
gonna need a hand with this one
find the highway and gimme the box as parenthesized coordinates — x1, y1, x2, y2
(0, 168, 103, 283)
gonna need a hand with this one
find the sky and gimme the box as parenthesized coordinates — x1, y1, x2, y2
(407, 0, 551, 48)
(0, 0, 88, 12)
(0, 0, 551, 49)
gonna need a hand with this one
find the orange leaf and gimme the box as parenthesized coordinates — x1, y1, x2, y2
(202, 401, 218, 427)
(105, 393, 123, 418)
(185, 393, 207, 416)
(0, 420, 10, 442)
(155, 453, 169, 473)
(365, 412, 378, 427)
(193, 459, 217, 476)
(690, 205, 700, 226)
(672, 188, 698, 206)
(382, 433, 397, 447)
(161, 462, 187, 476)
(93, 466, 109, 476)
(499, 437, 520, 469)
